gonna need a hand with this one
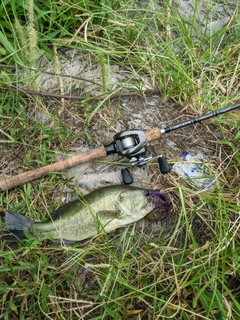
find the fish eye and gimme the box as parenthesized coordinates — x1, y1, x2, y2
(143, 190, 150, 196)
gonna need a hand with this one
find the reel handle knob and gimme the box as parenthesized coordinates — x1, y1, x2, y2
(121, 168, 133, 184)
(158, 156, 171, 174)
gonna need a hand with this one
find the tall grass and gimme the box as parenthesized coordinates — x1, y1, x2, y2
(0, 0, 240, 319)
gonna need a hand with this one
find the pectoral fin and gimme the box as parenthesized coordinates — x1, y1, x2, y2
(97, 210, 120, 220)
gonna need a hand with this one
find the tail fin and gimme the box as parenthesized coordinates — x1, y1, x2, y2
(2, 210, 35, 242)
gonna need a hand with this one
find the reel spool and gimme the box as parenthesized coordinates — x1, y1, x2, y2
(114, 130, 147, 157)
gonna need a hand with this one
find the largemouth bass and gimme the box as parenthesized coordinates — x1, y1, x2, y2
(3, 185, 168, 244)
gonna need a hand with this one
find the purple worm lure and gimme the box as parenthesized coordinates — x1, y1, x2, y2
(149, 191, 172, 220)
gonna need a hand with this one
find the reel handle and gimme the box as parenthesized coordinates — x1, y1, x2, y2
(121, 168, 133, 185)
(158, 156, 171, 174)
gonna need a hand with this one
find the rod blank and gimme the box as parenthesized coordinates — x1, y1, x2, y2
(161, 103, 240, 134)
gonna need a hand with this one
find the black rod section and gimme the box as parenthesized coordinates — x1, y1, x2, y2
(161, 102, 240, 134)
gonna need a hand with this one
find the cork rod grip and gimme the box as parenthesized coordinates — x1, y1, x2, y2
(0, 146, 107, 191)
(145, 127, 162, 142)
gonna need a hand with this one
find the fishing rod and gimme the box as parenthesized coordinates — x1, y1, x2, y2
(0, 102, 239, 191)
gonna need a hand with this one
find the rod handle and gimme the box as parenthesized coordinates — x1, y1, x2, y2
(0, 146, 107, 191)
(145, 127, 162, 142)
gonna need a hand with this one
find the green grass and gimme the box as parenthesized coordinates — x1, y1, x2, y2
(0, 0, 240, 319)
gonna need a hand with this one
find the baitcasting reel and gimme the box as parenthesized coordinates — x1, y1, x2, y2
(105, 130, 171, 184)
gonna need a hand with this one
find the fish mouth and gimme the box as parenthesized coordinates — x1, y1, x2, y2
(148, 190, 172, 219)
